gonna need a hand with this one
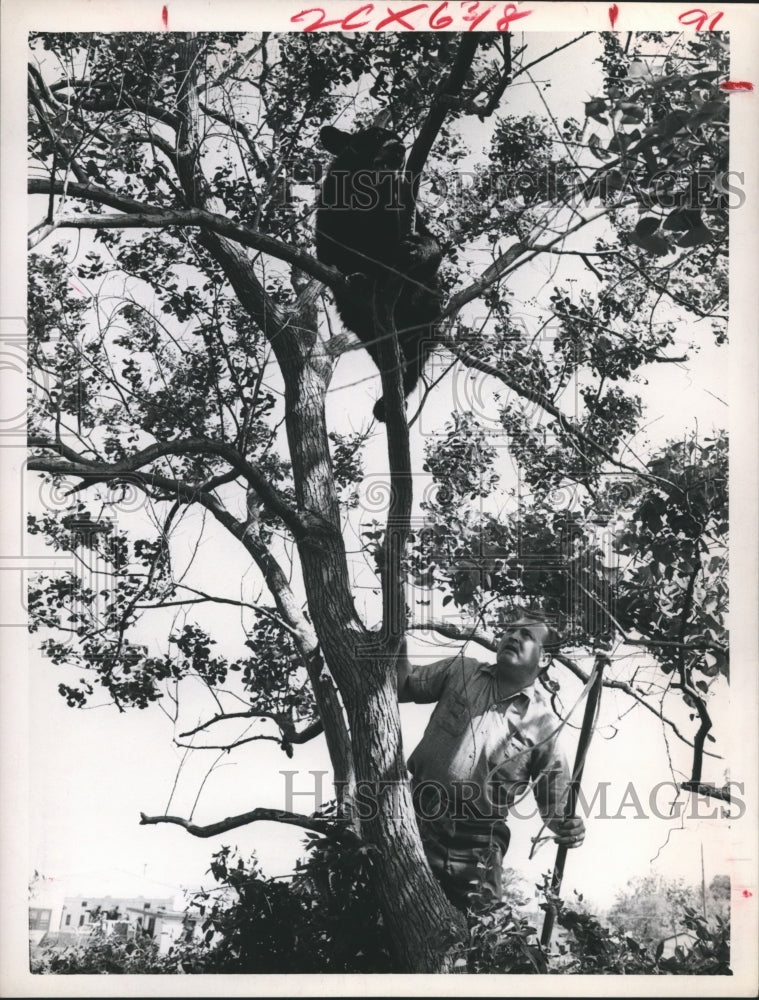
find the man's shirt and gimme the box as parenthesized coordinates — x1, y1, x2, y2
(399, 654, 571, 831)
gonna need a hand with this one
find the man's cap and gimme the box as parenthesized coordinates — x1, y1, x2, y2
(502, 614, 562, 650)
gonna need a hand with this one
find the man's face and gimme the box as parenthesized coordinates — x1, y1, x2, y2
(495, 624, 548, 687)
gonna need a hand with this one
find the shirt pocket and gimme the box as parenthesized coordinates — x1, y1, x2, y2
(432, 693, 471, 737)
(490, 731, 533, 783)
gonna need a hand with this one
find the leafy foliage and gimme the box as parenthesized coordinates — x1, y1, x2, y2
(28, 30, 728, 710)
(32, 928, 181, 974)
(549, 893, 730, 976)
(614, 432, 728, 677)
(189, 832, 393, 973)
(34, 845, 730, 976)
(607, 871, 730, 947)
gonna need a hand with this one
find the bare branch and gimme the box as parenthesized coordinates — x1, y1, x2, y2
(680, 781, 732, 804)
(443, 201, 637, 323)
(146, 584, 303, 638)
(28, 176, 168, 219)
(442, 240, 528, 316)
(28, 221, 59, 249)
(175, 734, 282, 752)
(511, 33, 594, 82)
(139, 807, 338, 837)
(554, 652, 721, 759)
(179, 709, 322, 745)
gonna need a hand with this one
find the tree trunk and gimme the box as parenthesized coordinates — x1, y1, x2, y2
(174, 38, 465, 971)
(348, 657, 466, 970)
(280, 342, 466, 971)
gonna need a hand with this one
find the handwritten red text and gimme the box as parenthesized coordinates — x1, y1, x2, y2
(291, 2, 532, 33)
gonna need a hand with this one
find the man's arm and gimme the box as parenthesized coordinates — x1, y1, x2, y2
(395, 638, 464, 704)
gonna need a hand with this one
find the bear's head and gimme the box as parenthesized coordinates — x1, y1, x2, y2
(319, 125, 406, 172)
(316, 124, 408, 275)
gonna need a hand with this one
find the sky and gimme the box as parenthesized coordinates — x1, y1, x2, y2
(4, 15, 758, 993)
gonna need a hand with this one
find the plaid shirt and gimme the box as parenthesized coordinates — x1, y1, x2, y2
(400, 654, 571, 830)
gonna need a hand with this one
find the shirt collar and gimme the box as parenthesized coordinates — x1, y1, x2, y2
(479, 661, 536, 703)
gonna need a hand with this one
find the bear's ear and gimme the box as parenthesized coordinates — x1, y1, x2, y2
(320, 126, 351, 154)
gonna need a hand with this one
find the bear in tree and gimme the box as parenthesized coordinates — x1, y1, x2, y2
(315, 123, 443, 422)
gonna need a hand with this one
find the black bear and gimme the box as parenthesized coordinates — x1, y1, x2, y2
(315, 123, 443, 422)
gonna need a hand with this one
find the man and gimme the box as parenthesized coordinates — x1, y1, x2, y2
(397, 617, 585, 911)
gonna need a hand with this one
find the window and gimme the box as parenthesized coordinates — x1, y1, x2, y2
(143, 902, 151, 909)
(29, 909, 51, 931)
(79, 915, 85, 927)
(65, 914, 71, 926)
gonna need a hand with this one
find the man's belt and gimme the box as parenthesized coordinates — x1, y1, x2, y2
(427, 817, 511, 852)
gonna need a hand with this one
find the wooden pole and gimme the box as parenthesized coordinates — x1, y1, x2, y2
(540, 651, 609, 950)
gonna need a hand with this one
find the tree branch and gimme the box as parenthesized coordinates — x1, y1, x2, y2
(28, 176, 170, 219)
(405, 35, 481, 209)
(554, 652, 721, 759)
(680, 781, 732, 804)
(26, 192, 348, 292)
(30, 444, 352, 790)
(199, 100, 271, 176)
(443, 200, 638, 323)
(175, 734, 283, 752)
(441, 333, 654, 481)
(139, 807, 338, 837)
(143, 584, 303, 638)
(442, 240, 528, 316)
(675, 565, 713, 785)
(511, 33, 594, 83)
(28, 435, 309, 539)
(373, 280, 413, 646)
(28, 74, 89, 186)
(49, 79, 181, 130)
(179, 709, 322, 745)
(407, 619, 496, 651)
(476, 34, 512, 118)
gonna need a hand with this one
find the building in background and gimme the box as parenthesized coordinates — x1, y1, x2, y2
(35, 894, 197, 957)
(28, 907, 52, 948)
(58, 894, 173, 933)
